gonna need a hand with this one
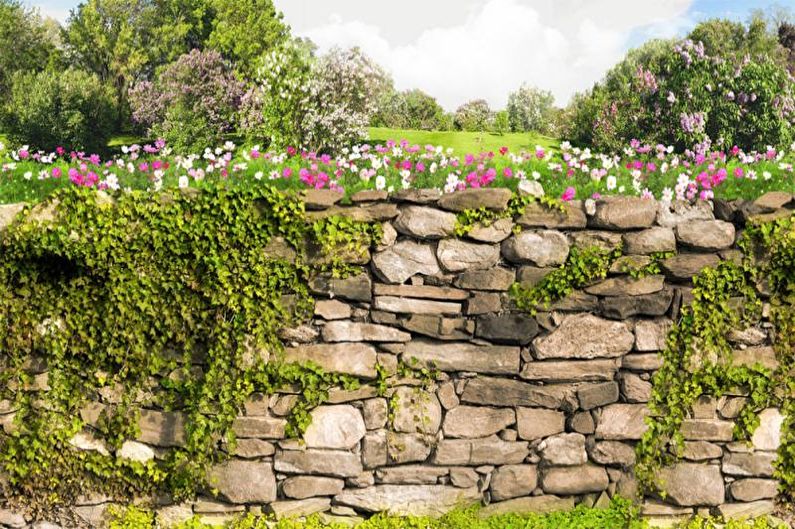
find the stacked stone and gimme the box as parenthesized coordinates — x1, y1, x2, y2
(0, 189, 792, 528)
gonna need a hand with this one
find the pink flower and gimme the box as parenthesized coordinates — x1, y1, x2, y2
(18, 149, 29, 159)
(561, 187, 576, 201)
(250, 149, 260, 159)
(591, 192, 602, 199)
(286, 146, 297, 156)
(535, 147, 545, 160)
(503, 167, 513, 178)
(51, 167, 62, 178)
(733, 167, 744, 178)
(499, 146, 508, 155)
(282, 167, 293, 178)
(416, 162, 425, 172)
(55, 146, 65, 156)
(138, 162, 149, 172)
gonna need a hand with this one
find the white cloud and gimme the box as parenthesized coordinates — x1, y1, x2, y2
(287, 0, 693, 110)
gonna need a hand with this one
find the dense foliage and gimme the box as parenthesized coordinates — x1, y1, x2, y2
(506, 84, 555, 134)
(0, 69, 116, 153)
(372, 89, 450, 131)
(0, 187, 380, 511)
(129, 49, 245, 151)
(454, 99, 493, 132)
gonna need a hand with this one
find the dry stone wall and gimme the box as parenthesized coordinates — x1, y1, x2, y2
(1, 188, 793, 528)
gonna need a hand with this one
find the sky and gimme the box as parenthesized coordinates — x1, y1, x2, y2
(30, 0, 795, 109)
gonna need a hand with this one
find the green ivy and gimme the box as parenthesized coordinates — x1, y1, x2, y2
(454, 193, 563, 237)
(0, 187, 379, 511)
(621, 251, 676, 278)
(636, 214, 794, 499)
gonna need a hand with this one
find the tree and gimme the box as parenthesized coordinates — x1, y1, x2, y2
(0, 0, 61, 98)
(373, 89, 446, 130)
(492, 110, 510, 135)
(454, 100, 492, 132)
(779, 21, 795, 73)
(506, 84, 555, 133)
(207, 0, 290, 78)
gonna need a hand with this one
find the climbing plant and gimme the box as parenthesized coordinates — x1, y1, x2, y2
(0, 187, 381, 513)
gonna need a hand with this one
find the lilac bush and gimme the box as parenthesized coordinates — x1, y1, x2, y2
(129, 49, 245, 152)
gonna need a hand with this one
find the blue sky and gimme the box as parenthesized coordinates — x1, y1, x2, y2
(29, 0, 795, 108)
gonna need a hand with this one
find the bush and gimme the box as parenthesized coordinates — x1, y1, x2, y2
(372, 89, 447, 131)
(454, 99, 492, 132)
(129, 49, 245, 152)
(1, 68, 115, 152)
(506, 84, 555, 133)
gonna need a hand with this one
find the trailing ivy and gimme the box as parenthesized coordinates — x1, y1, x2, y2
(0, 187, 381, 513)
(454, 193, 564, 237)
(621, 251, 676, 278)
(635, 213, 795, 499)
(510, 244, 623, 314)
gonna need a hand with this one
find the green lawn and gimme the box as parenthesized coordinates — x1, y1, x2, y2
(368, 127, 559, 154)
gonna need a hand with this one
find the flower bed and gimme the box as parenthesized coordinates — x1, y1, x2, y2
(0, 137, 793, 205)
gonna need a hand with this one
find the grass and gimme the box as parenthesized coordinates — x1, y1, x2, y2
(368, 127, 559, 154)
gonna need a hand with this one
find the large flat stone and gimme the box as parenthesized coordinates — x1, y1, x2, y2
(282, 476, 345, 499)
(309, 273, 372, 301)
(532, 313, 634, 359)
(478, 496, 574, 517)
(373, 296, 461, 315)
(539, 433, 587, 466)
(680, 419, 734, 441)
(373, 284, 469, 300)
(540, 465, 609, 495)
(137, 409, 186, 447)
(501, 231, 570, 267)
(584, 275, 664, 297)
(207, 461, 276, 504)
(442, 406, 515, 438)
(283, 343, 377, 378)
(595, 404, 650, 440)
(658, 463, 725, 506)
(622, 227, 676, 255)
(403, 340, 520, 374)
(303, 405, 366, 449)
(751, 408, 783, 450)
(729, 479, 778, 502)
(461, 377, 575, 409)
(476, 313, 538, 345)
(433, 436, 529, 465)
(490, 465, 538, 501)
(454, 268, 516, 291)
(275, 449, 364, 477)
(372, 241, 441, 284)
(661, 254, 720, 281)
(393, 206, 457, 239)
(376, 466, 448, 485)
(268, 498, 331, 519)
(321, 321, 411, 342)
(676, 220, 735, 250)
(520, 359, 620, 383)
(517, 201, 587, 229)
(334, 485, 481, 516)
(437, 239, 501, 272)
(635, 319, 672, 351)
(232, 417, 287, 439)
(598, 288, 673, 319)
(516, 408, 566, 440)
(391, 387, 442, 435)
(590, 197, 657, 229)
(722, 452, 776, 477)
(438, 188, 512, 212)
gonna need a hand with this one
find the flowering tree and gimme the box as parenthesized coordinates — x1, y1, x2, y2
(129, 49, 245, 151)
(454, 99, 492, 132)
(506, 84, 555, 133)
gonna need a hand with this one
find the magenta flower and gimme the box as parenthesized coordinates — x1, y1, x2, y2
(503, 167, 513, 178)
(561, 187, 576, 201)
(51, 167, 62, 178)
(499, 146, 508, 155)
(734, 167, 744, 178)
(282, 167, 293, 178)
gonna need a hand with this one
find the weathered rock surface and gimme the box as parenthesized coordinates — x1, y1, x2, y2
(729, 478, 778, 502)
(275, 449, 364, 478)
(393, 206, 457, 239)
(437, 239, 501, 272)
(391, 387, 442, 435)
(462, 378, 575, 409)
(658, 464, 725, 506)
(595, 404, 650, 440)
(434, 437, 529, 465)
(517, 201, 587, 229)
(303, 405, 366, 449)
(516, 408, 566, 441)
(404, 340, 520, 374)
(442, 406, 515, 438)
(478, 496, 574, 517)
(283, 343, 377, 378)
(540, 465, 609, 495)
(335, 485, 482, 516)
(207, 461, 277, 504)
(438, 188, 512, 212)
(372, 241, 440, 284)
(520, 359, 619, 383)
(489, 465, 538, 501)
(590, 198, 657, 229)
(532, 313, 634, 359)
(622, 228, 676, 255)
(476, 313, 538, 345)
(321, 321, 411, 342)
(282, 476, 345, 499)
(501, 231, 570, 267)
(539, 433, 587, 466)
(675, 220, 735, 250)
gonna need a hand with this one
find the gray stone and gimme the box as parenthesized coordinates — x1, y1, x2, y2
(656, 200, 714, 228)
(137, 409, 186, 447)
(207, 460, 276, 504)
(717, 501, 775, 520)
(577, 382, 620, 410)
(515, 407, 566, 441)
(376, 466, 448, 485)
(520, 359, 620, 383)
(373, 283, 469, 300)
(501, 231, 570, 267)
(729, 479, 779, 501)
(305, 203, 398, 222)
(303, 405, 366, 449)
(434, 436, 529, 465)
(539, 433, 587, 466)
(680, 419, 734, 441)
(517, 201, 587, 229)
(599, 288, 674, 319)
(516, 266, 554, 288)
(282, 476, 345, 499)
(363, 398, 388, 430)
(754, 191, 794, 210)
(622, 353, 664, 371)
(568, 230, 623, 251)
(301, 189, 343, 210)
(490, 465, 538, 501)
(478, 496, 574, 517)
(454, 268, 515, 291)
(571, 411, 595, 434)
(372, 241, 441, 284)
(676, 221, 735, 250)
(400, 314, 472, 340)
(233, 439, 275, 458)
(468, 218, 515, 243)
(661, 254, 721, 281)
(595, 404, 650, 440)
(681, 441, 722, 461)
(393, 188, 443, 204)
(722, 452, 776, 477)
(635, 319, 672, 351)
(584, 275, 664, 297)
(393, 206, 457, 239)
(362, 431, 387, 468)
(387, 433, 433, 464)
(466, 292, 503, 314)
(374, 296, 461, 315)
(438, 188, 512, 212)
(751, 408, 783, 450)
(334, 485, 481, 516)
(658, 463, 725, 506)
(0, 203, 25, 233)
(232, 416, 286, 439)
(404, 339, 520, 375)
(622, 228, 676, 255)
(437, 239, 501, 272)
(462, 377, 575, 409)
(351, 190, 388, 202)
(590, 197, 657, 229)
(476, 313, 538, 345)
(321, 321, 411, 343)
(69, 431, 110, 456)
(437, 382, 459, 410)
(449, 467, 479, 488)
(732, 346, 779, 371)
(619, 373, 652, 403)
(117, 440, 155, 462)
(532, 313, 634, 359)
(541, 465, 609, 495)
(727, 327, 767, 346)
(283, 343, 377, 378)
(278, 324, 319, 344)
(156, 505, 194, 528)
(0, 508, 26, 528)
(309, 273, 372, 302)
(589, 441, 636, 466)
(268, 498, 331, 519)
(442, 406, 515, 438)
(275, 449, 364, 477)
(314, 299, 352, 320)
(391, 387, 442, 435)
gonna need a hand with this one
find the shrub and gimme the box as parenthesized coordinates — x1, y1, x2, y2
(372, 89, 447, 131)
(129, 49, 245, 152)
(506, 84, 555, 133)
(1, 68, 115, 152)
(454, 99, 492, 132)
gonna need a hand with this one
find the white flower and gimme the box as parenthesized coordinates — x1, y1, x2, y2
(106, 174, 119, 190)
(375, 175, 386, 190)
(254, 171, 264, 180)
(763, 171, 772, 180)
(661, 187, 674, 204)
(121, 145, 129, 154)
(531, 171, 541, 180)
(618, 185, 625, 193)
(269, 170, 280, 180)
(223, 141, 235, 152)
(178, 175, 189, 189)
(606, 175, 617, 191)
(23, 171, 32, 180)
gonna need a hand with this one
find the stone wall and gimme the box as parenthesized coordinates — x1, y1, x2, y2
(1, 188, 793, 528)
